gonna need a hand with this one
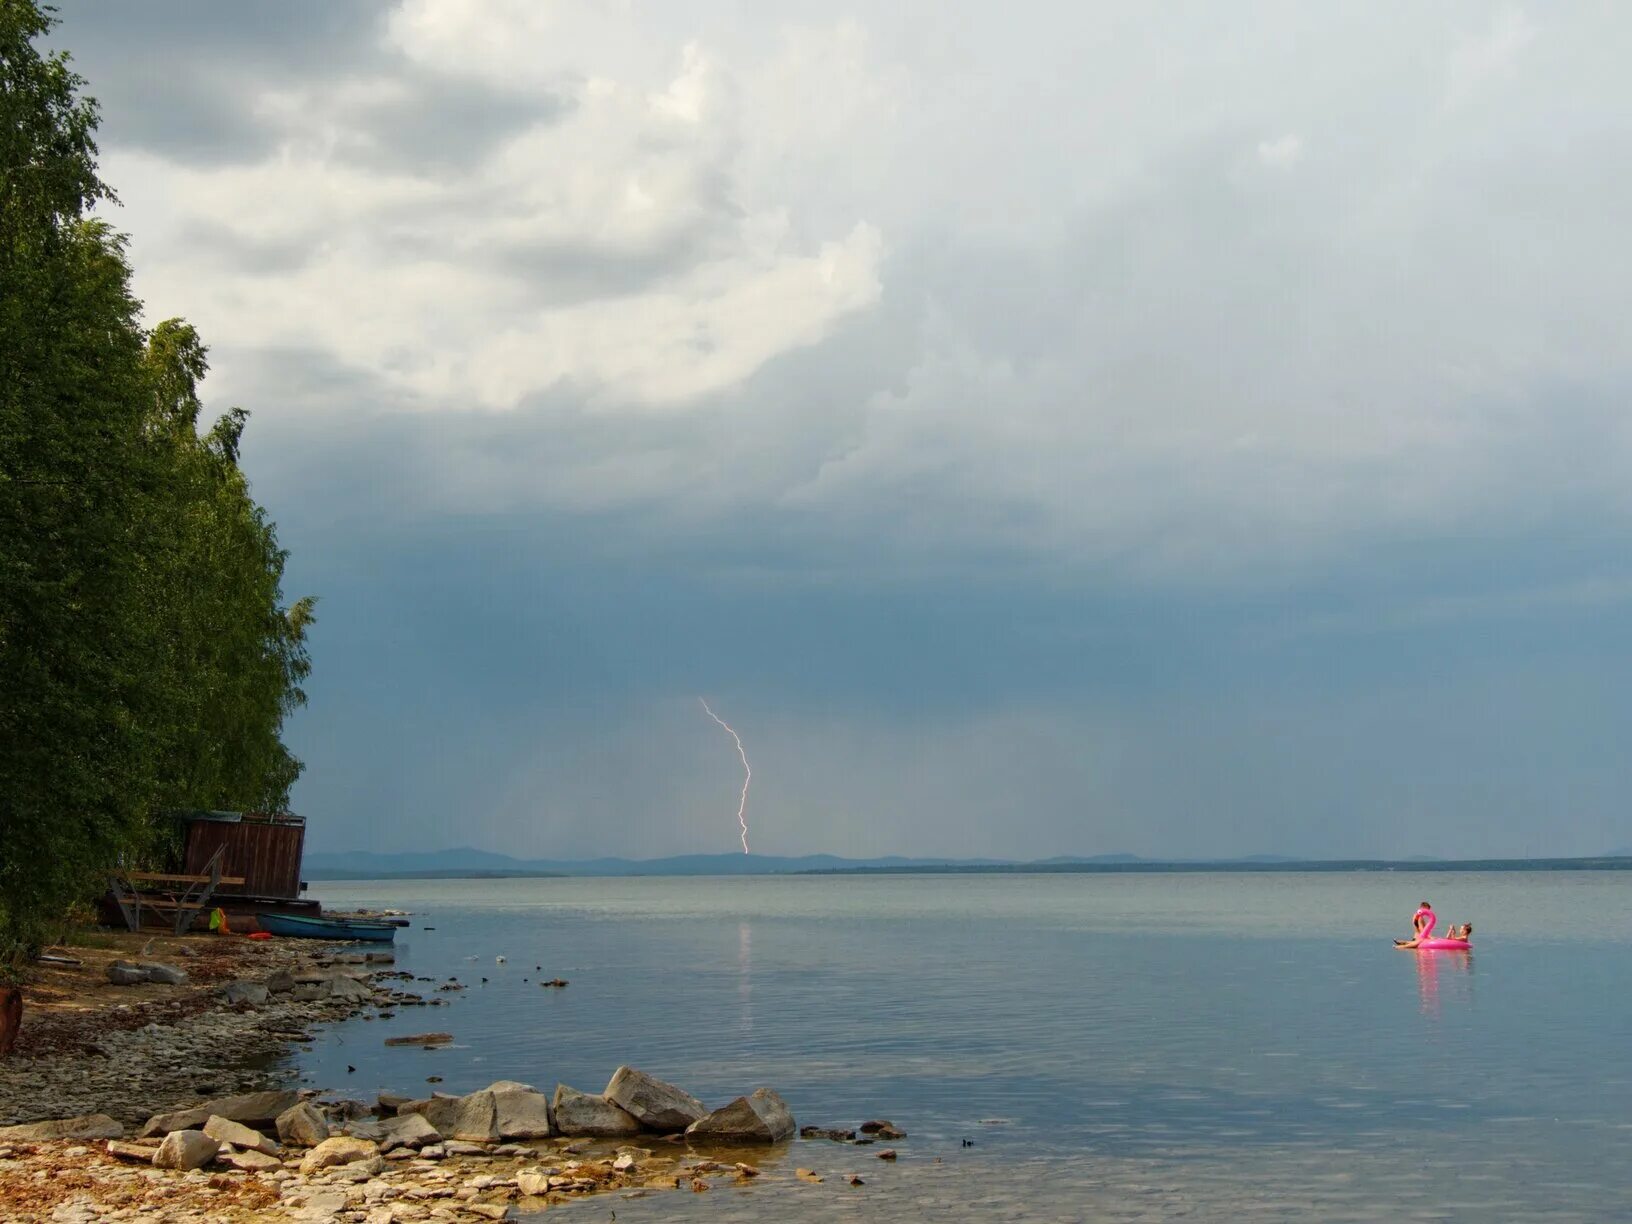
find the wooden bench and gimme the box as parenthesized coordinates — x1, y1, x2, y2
(107, 847, 245, 935)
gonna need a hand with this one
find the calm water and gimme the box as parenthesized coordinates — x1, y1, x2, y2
(301, 873, 1632, 1221)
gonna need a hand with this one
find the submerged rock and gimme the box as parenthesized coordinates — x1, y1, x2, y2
(685, 1089, 795, 1144)
(801, 1125, 858, 1142)
(552, 1085, 640, 1138)
(604, 1066, 706, 1132)
(383, 1032, 452, 1047)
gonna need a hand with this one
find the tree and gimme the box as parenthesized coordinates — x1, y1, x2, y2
(138, 320, 316, 815)
(0, 3, 314, 961)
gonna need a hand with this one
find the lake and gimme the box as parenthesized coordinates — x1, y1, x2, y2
(304, 872, 1632, 1221)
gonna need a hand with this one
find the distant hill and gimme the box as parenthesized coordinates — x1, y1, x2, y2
(302, 848, 1015, 880)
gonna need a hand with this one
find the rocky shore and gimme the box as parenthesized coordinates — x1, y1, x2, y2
(0, 935, 905, 1222)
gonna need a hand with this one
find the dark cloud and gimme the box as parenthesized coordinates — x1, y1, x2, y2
(51, 2, 388, 164)
(51, 2, 556, 173)
(343, 73, 569, 173)
(39, 1, 1632, 859)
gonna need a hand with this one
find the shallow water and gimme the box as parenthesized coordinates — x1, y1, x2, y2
(302, 872, 1632, 1221)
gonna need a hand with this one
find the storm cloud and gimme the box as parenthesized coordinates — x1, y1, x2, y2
(48, 1, 1632, 859)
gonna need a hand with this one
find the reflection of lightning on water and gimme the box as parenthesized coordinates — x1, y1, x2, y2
(738, 921, 753, 1033)
(698, 697, 751, 853)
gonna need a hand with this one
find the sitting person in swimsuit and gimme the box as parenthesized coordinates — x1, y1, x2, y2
(1395, 901, 1435, 947)
(1446, 922, 1472, 941)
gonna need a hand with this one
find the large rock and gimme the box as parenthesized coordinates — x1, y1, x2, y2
(266, 970, 296, 994)
(685, 1089, 795, 1143)
(222, 1147, 282, 1172)
(106, 961, 148, 986)
(299, 1135, 379, 1175)
(327, 976, 374, 1002)
(551, 1085, 640, 1138)
(141, 1091, 299, 1138)
(140, 963, 188, 986)
(276, 1101, 331, 1147)
(488, 1081, 553, 1140)
(153, 1129, 219, 1170)
(292, 1190, 348, 1221)
(604, 1066, 706, 1132)
(402, 1090, 498, 1143)
(340, 1119, 383, 1142)
(203, 1115, 279, 1156)
(516, 1170, 554, 1196)
(0, 1114, 123, 1142)
(378, 1112, 440, 1152)
(219, 981, 270, 1007)
(106, 1140, 159, 1162)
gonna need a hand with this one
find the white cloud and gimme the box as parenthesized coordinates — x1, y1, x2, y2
(108, 13, 882, 410)
(1256, 133, 1303, 168)
(1445, 8, 1537, 109)
(92, 0, 1632, 578)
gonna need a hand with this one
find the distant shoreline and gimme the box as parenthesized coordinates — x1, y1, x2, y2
(304, 869, 566, 881)
(795, 856, 1632, 876)
(307, 856, 1632, 881)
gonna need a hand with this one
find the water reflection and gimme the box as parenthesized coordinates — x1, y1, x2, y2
(1414, 949, 1474, 1018)
(738, 921, 753, 1034)
(313, 873, 1631, 1221)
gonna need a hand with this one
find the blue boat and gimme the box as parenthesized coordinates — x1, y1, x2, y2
(257, 912, 397, 943)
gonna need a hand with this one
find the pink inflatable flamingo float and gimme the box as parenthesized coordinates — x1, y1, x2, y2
(1395, 902, 1472, 951)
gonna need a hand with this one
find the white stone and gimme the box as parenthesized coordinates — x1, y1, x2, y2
(153, 1129, 220, 1171)
(489, 1084, 552, 1140)
(203, 1115, 280, 1155)
(299, 1135, 381, 1175)
(551, 1086, 640, 1138)
(604, 1066, 706, 1132)
(277, 1101, 331, 1147)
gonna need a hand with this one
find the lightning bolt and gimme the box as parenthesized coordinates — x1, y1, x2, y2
(698, 697, 751, 854)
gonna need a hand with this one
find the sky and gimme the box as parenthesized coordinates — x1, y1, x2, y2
(47, 1, 1632, 861)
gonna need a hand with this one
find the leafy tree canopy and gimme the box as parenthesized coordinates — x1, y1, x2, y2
(0, 2, 315, 962)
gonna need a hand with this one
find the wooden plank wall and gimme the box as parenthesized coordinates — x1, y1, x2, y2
(182, 819, 305, 899)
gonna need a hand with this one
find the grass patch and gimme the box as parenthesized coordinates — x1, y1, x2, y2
(59, 928, 120, 949)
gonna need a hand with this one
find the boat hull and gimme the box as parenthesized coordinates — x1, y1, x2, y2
(257, 912, 397, 942)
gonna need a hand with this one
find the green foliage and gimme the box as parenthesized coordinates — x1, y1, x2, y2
(0, 3, 314, 962)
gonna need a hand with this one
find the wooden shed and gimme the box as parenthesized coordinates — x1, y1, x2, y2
(177, 810, 308, 901)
